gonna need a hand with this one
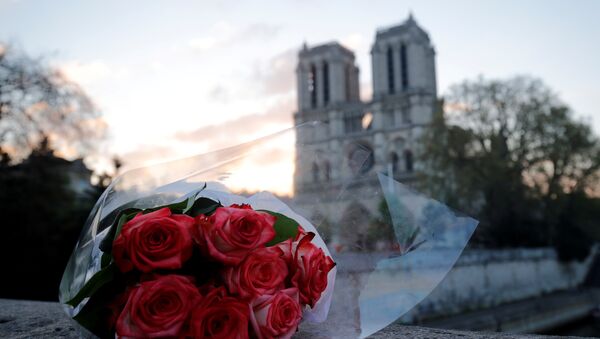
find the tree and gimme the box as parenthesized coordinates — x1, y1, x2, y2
(420, 76, 600, 255)
(0, 43, 106, 161)
(0, 141, 95, 300)
(0, 43, 108, 300)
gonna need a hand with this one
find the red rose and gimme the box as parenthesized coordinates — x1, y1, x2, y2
(113, 207, 195, 273)
(250, 288, 302, 339)
(275, 225, 307, 263)
(289, 232, 335, 308)
(223, 247, 288, 300)
(107, 289, 131, 331)
(195, 205, 276, 265)
(116, 275, 200, 338)
(189, 286, 250, 339)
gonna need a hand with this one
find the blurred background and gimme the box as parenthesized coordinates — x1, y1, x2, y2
(0, 0, 599, 336)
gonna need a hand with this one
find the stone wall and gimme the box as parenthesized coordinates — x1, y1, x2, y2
(301, 247, 596, 337)
(400, 248, 596, 323)
(0, 299, 576, 339)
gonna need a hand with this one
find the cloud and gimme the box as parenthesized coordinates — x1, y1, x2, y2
(59, 60, 129, 85)
(188, 36, 219, 51)
(252, 48, 297, 96)
(188, 22, 280, 52)
(207, 85, 230, 103)
(117, 97, 297, 196)
(174, 96, 295, 148)
(118, 145, 176, 171)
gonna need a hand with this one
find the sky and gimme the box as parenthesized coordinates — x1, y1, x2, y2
(1, 0, 599, 195)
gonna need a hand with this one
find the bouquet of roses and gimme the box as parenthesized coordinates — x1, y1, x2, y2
(64, 185, 335, 338)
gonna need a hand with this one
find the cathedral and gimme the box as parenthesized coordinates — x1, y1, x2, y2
(292, 14, 437, 238)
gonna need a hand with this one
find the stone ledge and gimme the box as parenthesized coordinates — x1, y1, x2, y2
(0, 299, 584, 338)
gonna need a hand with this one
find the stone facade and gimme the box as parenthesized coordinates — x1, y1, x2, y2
(293, 14, 437, 229)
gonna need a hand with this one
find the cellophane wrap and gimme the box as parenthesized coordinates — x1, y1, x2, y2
(60, 122, 478, 338)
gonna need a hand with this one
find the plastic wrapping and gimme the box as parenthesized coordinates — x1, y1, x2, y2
(60, 122, 477, 338)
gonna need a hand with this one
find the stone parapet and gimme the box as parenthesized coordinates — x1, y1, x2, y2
(0, 299, 582, 339)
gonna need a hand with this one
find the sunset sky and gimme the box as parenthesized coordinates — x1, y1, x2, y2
(1, 0, 599, 195)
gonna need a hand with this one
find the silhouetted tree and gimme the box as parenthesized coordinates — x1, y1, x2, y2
(0, 43, 108, 300)
(0, 43, 105, 162)
(0, 141, 95, 300)
(420, 76, 600, 259)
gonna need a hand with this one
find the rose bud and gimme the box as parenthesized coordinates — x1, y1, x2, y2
(250, 288, 302, 339)
(291, 232, 336, 308)
(189, 286, 250, 339)
(112, 207, 195, 273)
(194, 205, 276, 265)
(223, 247, 288, 300)
(116, 275, 200, 338)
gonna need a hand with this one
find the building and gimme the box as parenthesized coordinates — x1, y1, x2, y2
(292, 14, 437, 243)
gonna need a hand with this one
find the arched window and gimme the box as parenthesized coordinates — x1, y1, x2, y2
(386, 46, 395, 94)
(390, 152, 399, 175)
(312, 162, 320, 182)
(404, 150, 414, 172)
(400, 43, 409, 90)
(309, 64, 317, 108)
(344, 64, 352, 101)
(323, 62, 330, 105)
(323, 161, 331, 181)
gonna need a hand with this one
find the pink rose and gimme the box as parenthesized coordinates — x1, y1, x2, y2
(116, 275, 200, 338)
(189, 286, 250, 339)
(279, 231, 335, 308)
(113, 208, 195, 273)
(250, 288, 302, 339)
(223, 247, 288, 300)
(194, 205, 276, 265)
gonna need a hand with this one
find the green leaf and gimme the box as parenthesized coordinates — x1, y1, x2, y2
(262, 211, 300, 246)
(65, 264, 117, 307)
(113, 212, 137, 241)
(100, 253, 112, 269)
(99, 207, 141, 253)
(72, 274, 125, 338)
(186, 197, 221, 217)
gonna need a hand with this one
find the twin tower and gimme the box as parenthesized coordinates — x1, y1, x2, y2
(293, 14, 438, 223)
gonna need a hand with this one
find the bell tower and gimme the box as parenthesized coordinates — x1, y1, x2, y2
(371, 13, 436, 99)
(296, 42, 360, 112)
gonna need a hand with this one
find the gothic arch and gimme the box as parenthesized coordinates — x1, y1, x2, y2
(309, 63, 317, 108)
(322, 61, 330, 105)
(400, 43, 409, 90)
(389, 152, 400, 175)
(390, 137, 405, 154)
(404, 149, 414, 172)
(323, 161, 331, 181)
(386, 45, 395, 94)
(312, 162, 320, 182)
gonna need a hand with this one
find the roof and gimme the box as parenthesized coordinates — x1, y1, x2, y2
(298, 41, 355, 59)
(375, 13, 430, 42)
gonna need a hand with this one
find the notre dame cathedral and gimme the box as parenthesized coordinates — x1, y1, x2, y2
(292, 14, 437, 238)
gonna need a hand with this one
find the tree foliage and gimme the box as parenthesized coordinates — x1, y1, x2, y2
(0, 43, 105, 161)
(0, 142, 98, 300)
(0, 43, 109, 300)
(420, 76, 600, 257)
